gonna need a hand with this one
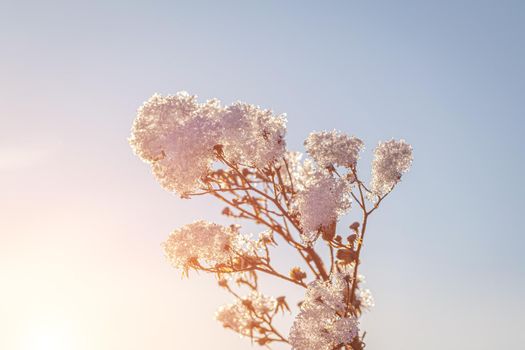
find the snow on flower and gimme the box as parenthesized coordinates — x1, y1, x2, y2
(130, 90, 414, 348)
(216, 292, 278, 337)
(357, 288, 375, 310)
(370, 139, 413, 197)
(162, 220, 241, 270)
(294, 171, 351, 242)
(219, 102, 287, 168)
(289, 268, 375, 350)
(129, 92, 223, 194)
(129, 92, 287, 195)
(289, 273, 360, 350)
(275, 151, 318, 192)
(305, 130, 364, 169)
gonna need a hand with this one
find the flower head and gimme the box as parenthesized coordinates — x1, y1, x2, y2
(162, 221, 239, 271)
(129, 92, 222, 194)
(216, 292, 277, 337)
(219, 102, 287, 167)
(305, 130, 364, 169)
(289, 274, 360, 350)
(370, 139, 413, 197)
(294, 171, 351, 242)
(130, 92, 287, 195)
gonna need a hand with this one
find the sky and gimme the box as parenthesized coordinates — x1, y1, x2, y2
(1, 0, 524, 349)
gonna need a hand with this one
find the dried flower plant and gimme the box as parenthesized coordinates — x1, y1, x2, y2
(129, 91, 413, 349)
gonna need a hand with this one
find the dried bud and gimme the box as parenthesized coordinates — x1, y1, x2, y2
(346, 172, 357, 183)
(289, 266, 307, 281)
(247, 319, 260, 330)
(350, 222, 360, 232)
(276, 296, 291, 313)
(242, 299, 254, 312)
(218, 278, 228, 288)
(336, 248, 357, 264)
(347, 233, 357, 245)
(325, 164, 336, 173)
(259, 230, 274, 245)
(321, 221, 337, 241)
(242, 168, 251, 177)
(257, 337, 270, 345)
(213, 144, 224, 157)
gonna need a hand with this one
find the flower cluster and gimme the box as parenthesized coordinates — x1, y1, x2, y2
(275, 151, 315, 192)
(162, 221, 240, 271)
(130, 92, 286, 195)
(305, 130, 364, 169)
(216, 292, 277, 337)
(129, 91, 414, 349)
(370, 139, 413, 197)
(289, 272, 364, 350)
(129, 92, 222, 194)
(220, 102, 287, 168)
(294, 171, 351, 242)
(356, 287, 375, 310)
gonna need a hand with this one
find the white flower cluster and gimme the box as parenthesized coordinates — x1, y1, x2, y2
(162, 220, 240, 270)
(294, 171, 351, 242)
(220, 102, 287, 168)
(129, 93, 221, 194)
(370, 139, 413, 197)
(305, 131, 364, 168)
(216, 292, 277, 337)
(275, 151, 314, 191)
(130, 92, 286, 195)
(357, 288, 375, 310)
(130, 90, 414, 349)
(289, 273, 361, 350)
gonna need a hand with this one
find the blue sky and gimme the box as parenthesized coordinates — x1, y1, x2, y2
(1, 1, 524, 349)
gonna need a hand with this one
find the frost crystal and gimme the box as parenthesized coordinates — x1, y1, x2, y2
(370, 139, 413, 197)
(294, 172, 350, 242)
(162, 220, 240, 270)
(305, 131, 364, 168)
(216, 292, 277, 337)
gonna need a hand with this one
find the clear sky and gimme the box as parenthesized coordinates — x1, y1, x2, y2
(1, 1, 524, 349)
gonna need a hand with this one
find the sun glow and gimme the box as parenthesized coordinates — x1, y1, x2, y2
(22, 321, 77, 350)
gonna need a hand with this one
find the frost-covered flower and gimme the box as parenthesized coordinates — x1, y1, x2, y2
(289, 268, 374, 350)
(289, 274, 360, 350)
(130, 92, 287, 195)
(294, 172, 350, 242)
(370, 139, 413, 197)
(216, 292, 277, 337)
(290, 308, 358, 350)
(129, 92, 223, 194)
(232, 230, 274, 258)
(275, 151, 318, 192)
(357, 288, 375, 310)
(162, 220, 240, 270)
(305, 131, 364, 168)
(332, 266, 375, 310)
(219, 102, 287, 168)
(130, 90, 412, 349)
